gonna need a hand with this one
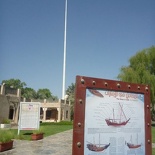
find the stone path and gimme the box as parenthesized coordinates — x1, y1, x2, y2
(0, 129, 72, 155)
(0, 129, 155, 155)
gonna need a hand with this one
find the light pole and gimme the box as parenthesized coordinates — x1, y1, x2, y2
(62, 0, 68, 99)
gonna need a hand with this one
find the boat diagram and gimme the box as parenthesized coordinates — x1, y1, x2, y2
(87, 134, 110, 152)
(105, 103, 130, 126)
(126, 134, 142, 149)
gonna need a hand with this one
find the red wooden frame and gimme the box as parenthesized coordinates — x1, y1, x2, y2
(72, 75, 152, 155)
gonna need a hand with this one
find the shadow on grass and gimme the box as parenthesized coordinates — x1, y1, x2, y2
(40, 121, 73, 126)
(152, 121, 155, 127)
(23, 132, 33, 135)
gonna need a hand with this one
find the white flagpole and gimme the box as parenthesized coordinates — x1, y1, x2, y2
(62, 0, 68, 99)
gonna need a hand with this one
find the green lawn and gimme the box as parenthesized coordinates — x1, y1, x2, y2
(11, 121, 73, 140)
(153, 148, 155, 155)
(11, 121, 154, 141)
(152, 124, 155, 155)
(152, 125, 155, 143)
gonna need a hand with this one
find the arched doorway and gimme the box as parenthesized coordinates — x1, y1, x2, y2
(46, 108, 58, 121)
(9, 106, 14, 120)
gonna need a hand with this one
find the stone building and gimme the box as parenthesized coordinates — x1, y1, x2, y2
(0, 84, 71, 123)
(0, 84, 21, 123)
(32, 99, 71, 122)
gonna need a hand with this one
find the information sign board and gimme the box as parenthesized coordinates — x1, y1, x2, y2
(18, 102, 40, 134)
(72, 76, 152, 155)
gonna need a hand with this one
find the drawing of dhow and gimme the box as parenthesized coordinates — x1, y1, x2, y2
(105, 103, 130, 126)
(87, 134, 110, 152)
(126, 134, 141, 149)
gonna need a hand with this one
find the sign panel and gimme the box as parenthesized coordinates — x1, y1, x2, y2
(18, 102, 40, 134)
(72, 76, 152, 155)
(85, 90, 145, 155)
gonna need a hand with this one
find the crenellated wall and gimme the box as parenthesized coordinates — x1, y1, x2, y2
(0, 85, 21, 123)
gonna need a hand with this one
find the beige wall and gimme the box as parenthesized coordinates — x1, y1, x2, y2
(0, 86, 21, 123)
(0, 95, 10, 123)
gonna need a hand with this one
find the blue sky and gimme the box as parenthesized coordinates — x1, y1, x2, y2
(0, 0, 155, 99)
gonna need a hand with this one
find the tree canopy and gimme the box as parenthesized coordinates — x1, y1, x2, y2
(66, 83, 75, 120)
(66, 83, 75, 104)
(117, 46, 155, 109)
(1, 78, 58, 100)
(37, 88, 52, 99)
(2, 79, 26, 89)
(22, 87, 37, 99)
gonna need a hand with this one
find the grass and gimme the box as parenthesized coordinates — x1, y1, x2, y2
(153, 148, 155, 155)
(10, 121, 73, 140)
(11, 121, 154, 141)
(152, 124, 155, 143)
(152, 123, 155, 155)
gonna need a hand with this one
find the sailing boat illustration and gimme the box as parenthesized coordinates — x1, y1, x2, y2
(87, 134, 110, 152)
(88, 89, 104, 97)
(126, 134, 141, 149)
(105, 103, 130, 126)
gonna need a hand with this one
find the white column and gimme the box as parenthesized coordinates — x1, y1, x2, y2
(44, 99, 47, 103)
(57, 108, 62, 122)
(17, 89, 21, 98)
(0, 83, 5, 95)
(13, 107, 16, 121)
(43, 108, 47, 122)
(14, 103, 20, 124)
(62, 109, 65, 120)
(68, 107, 71, 121)
(23, 98, 26, 102)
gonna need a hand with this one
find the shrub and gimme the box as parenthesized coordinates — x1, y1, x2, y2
(32, 126, 44, 134)
(0, 130, 14, 143)
(151, 108, 155, 121)
(1, 118, 11, 124)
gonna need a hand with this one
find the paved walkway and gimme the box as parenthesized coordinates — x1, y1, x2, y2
(0, 129, 72, 155)
(0, 129, 155, 155)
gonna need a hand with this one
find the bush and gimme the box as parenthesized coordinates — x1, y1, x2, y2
(0, 130, 14, 143)
(151, 109, 155, 121)
(56, 121, 73, 125)
(1, 118, 11, 124)
(32, 126, 44, 134)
